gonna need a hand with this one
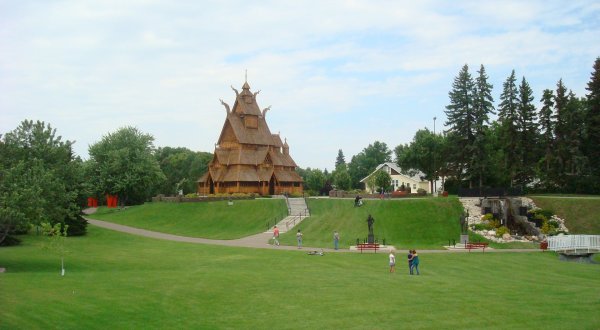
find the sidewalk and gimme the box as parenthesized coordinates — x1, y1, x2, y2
(85, 217, 543, 254)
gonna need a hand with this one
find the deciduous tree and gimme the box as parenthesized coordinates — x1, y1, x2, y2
(88, 127, 165, 206)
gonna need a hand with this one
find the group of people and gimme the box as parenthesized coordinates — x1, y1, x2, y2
(389, 250, 420, 275)
(272, 227, 341, 251)
(272, 226, 304, 249)
(271, 226, 304, 249)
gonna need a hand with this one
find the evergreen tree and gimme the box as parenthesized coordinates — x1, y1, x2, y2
(444, 64, 476, 187)
(552, 79, 570, 182)
(471, 64, 495, 188)
(585, 57, 600, 175)
(335, 149, 346, 170)
(497, 70, 520, 186)
(538, 89, 555, 176)
(515, 77, 538, 187)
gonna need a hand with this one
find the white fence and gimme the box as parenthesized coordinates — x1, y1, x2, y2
(547, 235, 600, 253)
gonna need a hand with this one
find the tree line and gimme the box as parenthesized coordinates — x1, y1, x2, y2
(0, 123, 211, 245)
(301, 57, 600, 195)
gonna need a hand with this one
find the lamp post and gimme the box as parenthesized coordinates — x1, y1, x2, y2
(433, 117, 437, 194)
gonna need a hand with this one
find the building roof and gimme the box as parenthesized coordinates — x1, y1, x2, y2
(360, 162, 426, 183)
(198, 81, 302, 186)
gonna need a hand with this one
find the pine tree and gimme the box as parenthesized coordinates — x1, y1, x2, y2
(585, 57, 600, 175)
(335, 149, 346, 170)
(538, 89, 555, 175)
(497, 70, 520, 186)
(471, 64, 495, 188)
(553, 79, 569, 180)
(515, 77, 537, 186)
(444, 64, 476, 187)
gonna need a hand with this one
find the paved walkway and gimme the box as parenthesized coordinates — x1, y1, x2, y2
(83, 208, 543, 254)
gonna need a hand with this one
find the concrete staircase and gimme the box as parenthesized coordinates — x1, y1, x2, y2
(267, 197, 310, 234)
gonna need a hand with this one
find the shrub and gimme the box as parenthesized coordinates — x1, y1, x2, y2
(473, 223, 488, 231)
(496, 226, 510, 237)
(482, 213, 494, 222)
(541, 221, 558, 235)
(185, 193, 198, 198)
(548, 220, 559, 229)
(0, 235, 22, 246)
(65, 214, 88, 236)
(417, 188, 427, 196)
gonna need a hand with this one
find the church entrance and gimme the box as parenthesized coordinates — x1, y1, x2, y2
(269, 177, 275, 195)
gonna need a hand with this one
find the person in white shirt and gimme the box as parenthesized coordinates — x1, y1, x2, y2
(389, 250, 396, 273)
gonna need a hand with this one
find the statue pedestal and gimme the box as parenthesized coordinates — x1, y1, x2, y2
(367, 234, 375, 244)
(460, 234, 469, 245)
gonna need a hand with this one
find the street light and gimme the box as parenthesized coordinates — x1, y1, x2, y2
(433, 117, 437, 194)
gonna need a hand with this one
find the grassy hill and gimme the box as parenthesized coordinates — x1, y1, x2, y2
(529, 196, 600, 234)
(90, 199, 288, 239)
(1, 226, 598, 329)
(279, 197, 464, 249)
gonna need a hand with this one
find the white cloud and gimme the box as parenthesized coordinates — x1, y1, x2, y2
(1, 0, 599, 169)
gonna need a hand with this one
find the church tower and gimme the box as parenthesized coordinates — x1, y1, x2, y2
(197, 81, 303, 195)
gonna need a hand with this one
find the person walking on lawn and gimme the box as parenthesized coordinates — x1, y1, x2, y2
(296, 229, 303, 249)
(272, 226, 280, 246)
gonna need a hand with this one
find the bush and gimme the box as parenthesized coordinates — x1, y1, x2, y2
(417, 188, 427, 196)
(496, 226, 509, 237)
(0, 235, 22, 246)
(482, 213, 494, 222)
(64, 214, 88, 236)
(473, 223, 488, 231)
(548, 220, 559, 229)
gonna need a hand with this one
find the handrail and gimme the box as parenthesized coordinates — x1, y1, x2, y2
(547, 235, 600, 252)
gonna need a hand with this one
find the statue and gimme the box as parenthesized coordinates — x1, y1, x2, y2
(219, 99, 231, 114)
(366, 214, 375, 235)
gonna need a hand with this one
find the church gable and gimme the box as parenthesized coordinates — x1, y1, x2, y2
(198, 80, 303, 196)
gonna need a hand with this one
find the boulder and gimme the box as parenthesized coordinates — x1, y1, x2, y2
(502, 233, 511, 240)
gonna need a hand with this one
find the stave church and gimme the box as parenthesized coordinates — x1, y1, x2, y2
(197, 81, 303, 196)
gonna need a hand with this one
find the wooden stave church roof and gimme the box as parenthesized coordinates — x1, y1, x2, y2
(198, 81, 302, 184)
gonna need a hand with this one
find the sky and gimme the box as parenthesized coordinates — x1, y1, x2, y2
(1, 1, 599, 170)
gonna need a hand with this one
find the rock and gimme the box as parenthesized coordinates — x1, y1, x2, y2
(502, 233, 511, 240)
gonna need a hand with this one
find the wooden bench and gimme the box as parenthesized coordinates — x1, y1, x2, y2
(466, 242, 489, 252)
(357, 243, 380, 253)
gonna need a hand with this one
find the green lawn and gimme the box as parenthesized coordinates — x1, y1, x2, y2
(279, 197, 464, 249)
(90, 199, 288, 239)
(1, 226, 599, 329)
(529, 195, 600, 234)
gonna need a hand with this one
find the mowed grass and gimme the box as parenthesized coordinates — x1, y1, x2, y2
(90, 199, 288, 239)
(279, 197, 464, 249)
(1, 226, 599, 329)
(529, 195, 600, 234)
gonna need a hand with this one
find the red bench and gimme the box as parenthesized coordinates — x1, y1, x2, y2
(466, 242, 489, 252)
(357, 243, 380, 253)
